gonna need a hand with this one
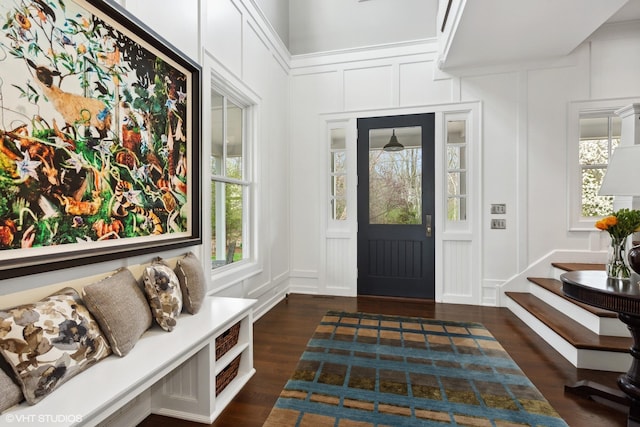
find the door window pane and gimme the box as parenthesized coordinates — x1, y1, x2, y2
(369, 127, 422, 225)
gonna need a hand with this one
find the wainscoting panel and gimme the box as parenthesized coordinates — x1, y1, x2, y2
(325, 236, 356, 295)
(442, 240, 473, 299)
(161, 353, 199, 399)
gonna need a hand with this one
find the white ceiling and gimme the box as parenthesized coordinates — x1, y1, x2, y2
(609, 0, 640, 22)
(439, 0, 639, 70)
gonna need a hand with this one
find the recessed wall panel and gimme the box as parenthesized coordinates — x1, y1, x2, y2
(207, 0, 243, 78)
(244, 23, 272, 91)
(125, 0, 199, 60)
(399, 61, 453, 106)
(344, 66, 393, 111)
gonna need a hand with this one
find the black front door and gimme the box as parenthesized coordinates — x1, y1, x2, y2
(357, 113, 435, 299)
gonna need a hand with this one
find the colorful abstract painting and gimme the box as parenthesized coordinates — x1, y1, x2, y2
(0, 0, 200, 276)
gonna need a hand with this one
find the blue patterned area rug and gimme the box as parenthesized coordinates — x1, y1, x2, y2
(263, 311, 568, 426)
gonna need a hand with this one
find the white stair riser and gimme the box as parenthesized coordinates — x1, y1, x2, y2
(506, 298, 629, 373)
(529, 283, 630, 337)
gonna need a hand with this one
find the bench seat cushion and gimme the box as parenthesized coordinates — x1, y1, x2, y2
(82, 268, 152, 357)
(0, 288, 111, 404)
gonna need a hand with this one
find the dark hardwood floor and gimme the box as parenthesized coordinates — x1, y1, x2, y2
(140, 294, 627, 427)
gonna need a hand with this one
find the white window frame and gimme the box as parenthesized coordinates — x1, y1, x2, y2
(209, 81, 256, 274)
(328, 123, 348, 225)
(442, 111, 472, 233)
(567, 98, 639, 231)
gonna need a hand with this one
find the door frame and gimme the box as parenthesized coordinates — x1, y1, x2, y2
(316, 102, 482, 305)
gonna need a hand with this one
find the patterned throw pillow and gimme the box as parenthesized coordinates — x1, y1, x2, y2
(143, 260, 183, 332)
(175, 252, 206, 314)
(82, 268, 153, 357)
(0, 288, 111, 405)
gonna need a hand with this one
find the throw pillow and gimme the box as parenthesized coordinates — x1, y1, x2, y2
(0, 288, 111, 405)
(0, 358, 23, 412)
(143, 260, 182, 331)
(175, 252, 206, 314)
(82, 268, 153, 357)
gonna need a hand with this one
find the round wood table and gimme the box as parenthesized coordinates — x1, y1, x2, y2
(561, 270, 640, 426)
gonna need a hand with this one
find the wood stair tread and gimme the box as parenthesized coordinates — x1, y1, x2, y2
(505, 292, 630, 352)
(527, 277, 618, 318)
(551, 262, 605, 272)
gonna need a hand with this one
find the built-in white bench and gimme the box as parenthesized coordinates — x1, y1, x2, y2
(0, 260, 256, 427)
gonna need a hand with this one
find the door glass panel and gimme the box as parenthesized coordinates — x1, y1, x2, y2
(369, 127, 422, 224)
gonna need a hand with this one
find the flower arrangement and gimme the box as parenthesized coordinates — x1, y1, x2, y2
(596, 209, 640, 238)
(595, 209, 640, 279)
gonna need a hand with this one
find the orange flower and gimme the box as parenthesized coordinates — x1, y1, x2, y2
(595, 215, 617, 230)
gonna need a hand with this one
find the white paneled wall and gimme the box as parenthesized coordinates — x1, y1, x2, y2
(2, 0, 640, 314)
(344, 66, 394, 110)
(289, 42, 486, 304)
(121, 0, 292, 318)
(122, 0, 200, 61)
(399, 60, 452, 106)
(0, 0, 290, 322)
(288, 22, 640, 306)
(206, 0, 244, 77)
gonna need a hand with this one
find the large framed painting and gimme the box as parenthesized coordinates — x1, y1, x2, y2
(0, 0, 201, 278)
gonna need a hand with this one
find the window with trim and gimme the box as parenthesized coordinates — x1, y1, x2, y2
(578, 112, 620, 218)
(568, 100, 637, 230)
(211, 89, 250, 269)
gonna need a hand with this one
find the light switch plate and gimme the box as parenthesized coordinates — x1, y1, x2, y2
(491, 204, 506, 214)
(491, 219, 506, 229)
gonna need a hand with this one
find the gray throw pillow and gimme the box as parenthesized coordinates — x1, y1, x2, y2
(0, 358, 23, 412)
(175, 252, 206, 314)
(82, 268, 152, 357)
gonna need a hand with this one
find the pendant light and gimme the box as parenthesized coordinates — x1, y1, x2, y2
(383, 129, 404, 152)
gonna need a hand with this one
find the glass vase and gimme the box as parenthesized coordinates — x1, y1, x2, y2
(607, 235, 631, 280)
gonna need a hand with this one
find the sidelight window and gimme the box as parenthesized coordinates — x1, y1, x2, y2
(446, 119, 467, 221)
(330, 127, 347, 221)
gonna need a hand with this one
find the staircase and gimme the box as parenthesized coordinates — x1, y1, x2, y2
(504, 262, 632, 372)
